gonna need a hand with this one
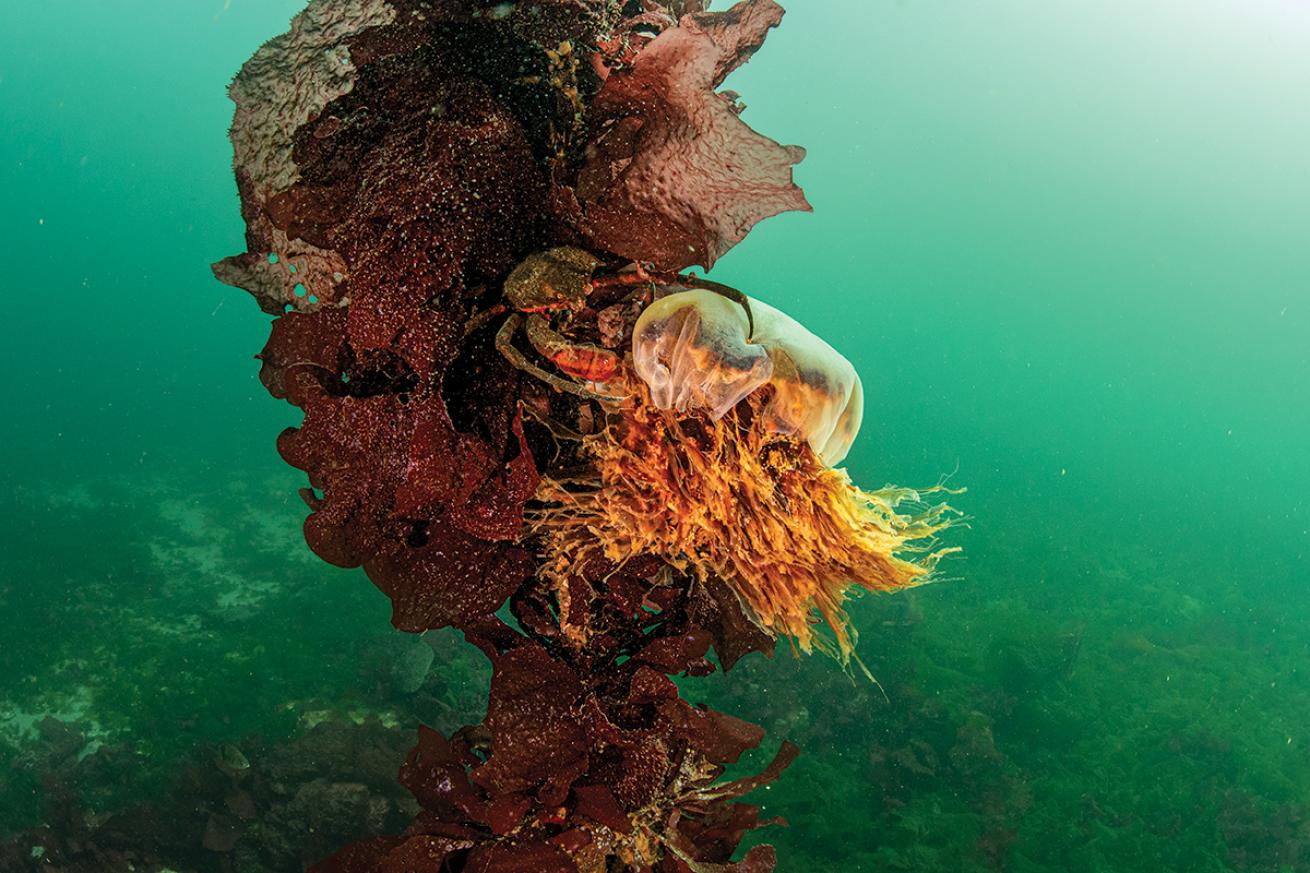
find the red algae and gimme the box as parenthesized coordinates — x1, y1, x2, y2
(215, 2, 910, 870)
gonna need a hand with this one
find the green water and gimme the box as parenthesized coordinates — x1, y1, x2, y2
(2, 2, 1307, 871)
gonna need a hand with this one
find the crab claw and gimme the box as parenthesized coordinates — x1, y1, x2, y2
(524, 316, 621, 383)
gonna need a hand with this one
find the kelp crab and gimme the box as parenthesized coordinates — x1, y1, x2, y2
(214, 1, 957, 869)
(487, 246, 757, 401)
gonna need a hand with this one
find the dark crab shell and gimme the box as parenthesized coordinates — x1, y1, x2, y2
(503, 247, 602, 313)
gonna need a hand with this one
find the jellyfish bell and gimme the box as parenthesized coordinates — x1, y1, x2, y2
(749, 296, 865, 467)
(632, 289, 864, 465)
(632, 289, 774, 421)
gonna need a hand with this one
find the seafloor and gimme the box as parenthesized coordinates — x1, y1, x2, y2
(2, 459, 1305, 873)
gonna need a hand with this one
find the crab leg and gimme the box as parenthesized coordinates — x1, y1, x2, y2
(524, 314, 621, 384)
(464, 302, 508, 336)
(496, 314, 627, 403)
(678, 276, 756, 340)
(590, 266, 756, 339)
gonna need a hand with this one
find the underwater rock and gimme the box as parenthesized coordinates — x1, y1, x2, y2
(992, 623, 1084, 694)
(0, 717, 416, 873)
(30, 716, 89, 769)
(217, 741, 251, 778)
(389, 634, 435, 694)
(947, 711, 1004, 777)
(1218, 791, 1310, 872)
(202, 812, 241, 853)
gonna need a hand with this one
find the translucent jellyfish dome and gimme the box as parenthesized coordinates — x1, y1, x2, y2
(632, 289, 865, 466)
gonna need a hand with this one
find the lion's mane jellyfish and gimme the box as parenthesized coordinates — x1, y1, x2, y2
(538, 286, 956, 658)
(215, 0, 958, 869)
(541, 284, 957, 660)
(632, 289, 864, 466)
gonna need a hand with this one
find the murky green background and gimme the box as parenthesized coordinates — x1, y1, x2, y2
(2, 2, 1307, 871)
